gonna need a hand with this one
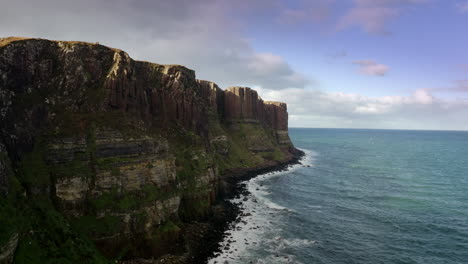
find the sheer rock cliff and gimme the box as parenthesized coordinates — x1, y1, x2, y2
(0, 37, 298, 263)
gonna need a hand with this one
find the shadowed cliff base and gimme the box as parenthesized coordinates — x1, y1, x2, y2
(0, 37, 301, 263)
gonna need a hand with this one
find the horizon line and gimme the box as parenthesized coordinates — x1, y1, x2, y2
(288, 127, 468, 132)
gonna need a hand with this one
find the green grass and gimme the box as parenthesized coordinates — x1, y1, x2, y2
(159, 220, 181, 233)
(0, 198, 18, 246)
(178, 191, 211, 220)
(260, 149, 285, 161)
(89, 185, 178, 212)
(18, 141, 50, 189)
(210, 122, 287, 173)
(95, 156, 136, 170)
(89, 187, 119, 210)
(51, 157, 92, 180)
(0, 67, 290, 261)
(4, 196, 111, 264)
(71, 215, 122, 238)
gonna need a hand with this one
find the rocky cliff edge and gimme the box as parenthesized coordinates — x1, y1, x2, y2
(0, 37, 299, 263)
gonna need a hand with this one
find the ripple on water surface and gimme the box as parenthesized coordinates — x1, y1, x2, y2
(210, 129, 468, 264)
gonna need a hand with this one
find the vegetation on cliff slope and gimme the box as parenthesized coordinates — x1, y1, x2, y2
(0, 38, 295, 263)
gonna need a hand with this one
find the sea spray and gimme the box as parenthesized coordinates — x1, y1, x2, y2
(209, 149, 315, 264)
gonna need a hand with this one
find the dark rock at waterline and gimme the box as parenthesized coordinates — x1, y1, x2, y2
(0, 37, 304, 264)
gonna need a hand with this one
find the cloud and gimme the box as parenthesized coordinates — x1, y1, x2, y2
(456, 2, 468, 13)
(338, 6, 398, 34)
(277, 0, 334, 24)
(457, 79, 468, 89)
(428, 80, 468, 93)
(353, 60, 390, 76)
(412, 89, 434, 104)
(338, 0, 427, 34)
(257, 87, 468, 130)
(278, 9, 329, 24)
(458, 64, 468, 72)
(0, 0, 307, 90)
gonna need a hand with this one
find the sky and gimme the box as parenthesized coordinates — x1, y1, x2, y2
(1, 0, 468, 130)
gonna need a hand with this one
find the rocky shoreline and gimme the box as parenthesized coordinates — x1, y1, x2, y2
(190, 148, 305, 264)
(0, 37, 301, 263)
(120, 149, 304, 264)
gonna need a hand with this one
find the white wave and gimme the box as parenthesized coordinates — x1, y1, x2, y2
(273, 237, 317, 248)
(208, 149, 316, 264)
(306, 205, 322, 209)
(298, 148, 317, 168)
(247, 181, 291, 211)
(263, 199, 290, 211)
(256, 254, 305, 264)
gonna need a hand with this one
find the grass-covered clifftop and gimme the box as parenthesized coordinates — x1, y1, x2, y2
(0, 37, 298, 263)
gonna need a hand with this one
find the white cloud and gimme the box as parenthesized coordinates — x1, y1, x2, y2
(0, 0, 307, 90)
(353, 60, 390, 76)
(1, 0, 465, 130)
(257, 87, 468, 130)
(412, 89, 434, 104)
(428, 80, 468, 93)
(338, 0, 427, 34)
(277, 0, 333, 24)
(456, 80, 468, 90)
(456, 2, 468, 13)
(338, 7, 398, 34)
(354, 103, 392, 114)
(248, 53, 292, 76)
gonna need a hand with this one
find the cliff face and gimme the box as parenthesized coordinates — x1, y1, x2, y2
(0, 37, 295, 263)
(224, 87, 291, 145)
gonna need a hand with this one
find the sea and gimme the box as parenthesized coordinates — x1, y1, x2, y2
(208, 128, 468, 264)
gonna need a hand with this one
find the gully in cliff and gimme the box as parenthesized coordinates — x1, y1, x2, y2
(0, 37, 302, 264)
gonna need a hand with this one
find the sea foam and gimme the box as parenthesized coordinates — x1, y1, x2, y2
(208, 149, 315, 264)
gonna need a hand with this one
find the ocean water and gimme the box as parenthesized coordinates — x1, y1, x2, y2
(209, 128, 468, 264)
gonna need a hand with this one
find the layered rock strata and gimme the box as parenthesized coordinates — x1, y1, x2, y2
(0, 37, 297, 263)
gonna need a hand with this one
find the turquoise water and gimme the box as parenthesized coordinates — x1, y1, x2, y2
(210, 128, 468, 264)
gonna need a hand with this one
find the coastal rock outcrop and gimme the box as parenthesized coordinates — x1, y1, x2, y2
(223, 86, 291, 145)
(0, 142, 9, 196)
(0, 233, 18, 264)
(0, 37, 297, 263)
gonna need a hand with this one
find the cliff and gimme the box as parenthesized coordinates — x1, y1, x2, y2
(0, 37, 298, 263)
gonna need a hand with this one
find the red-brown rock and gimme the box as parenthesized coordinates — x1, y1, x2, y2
(223, 87, 289, 132)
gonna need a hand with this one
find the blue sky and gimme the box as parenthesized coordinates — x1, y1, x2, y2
(243, 0, 468, 97)
(1, 0, 468, 130)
